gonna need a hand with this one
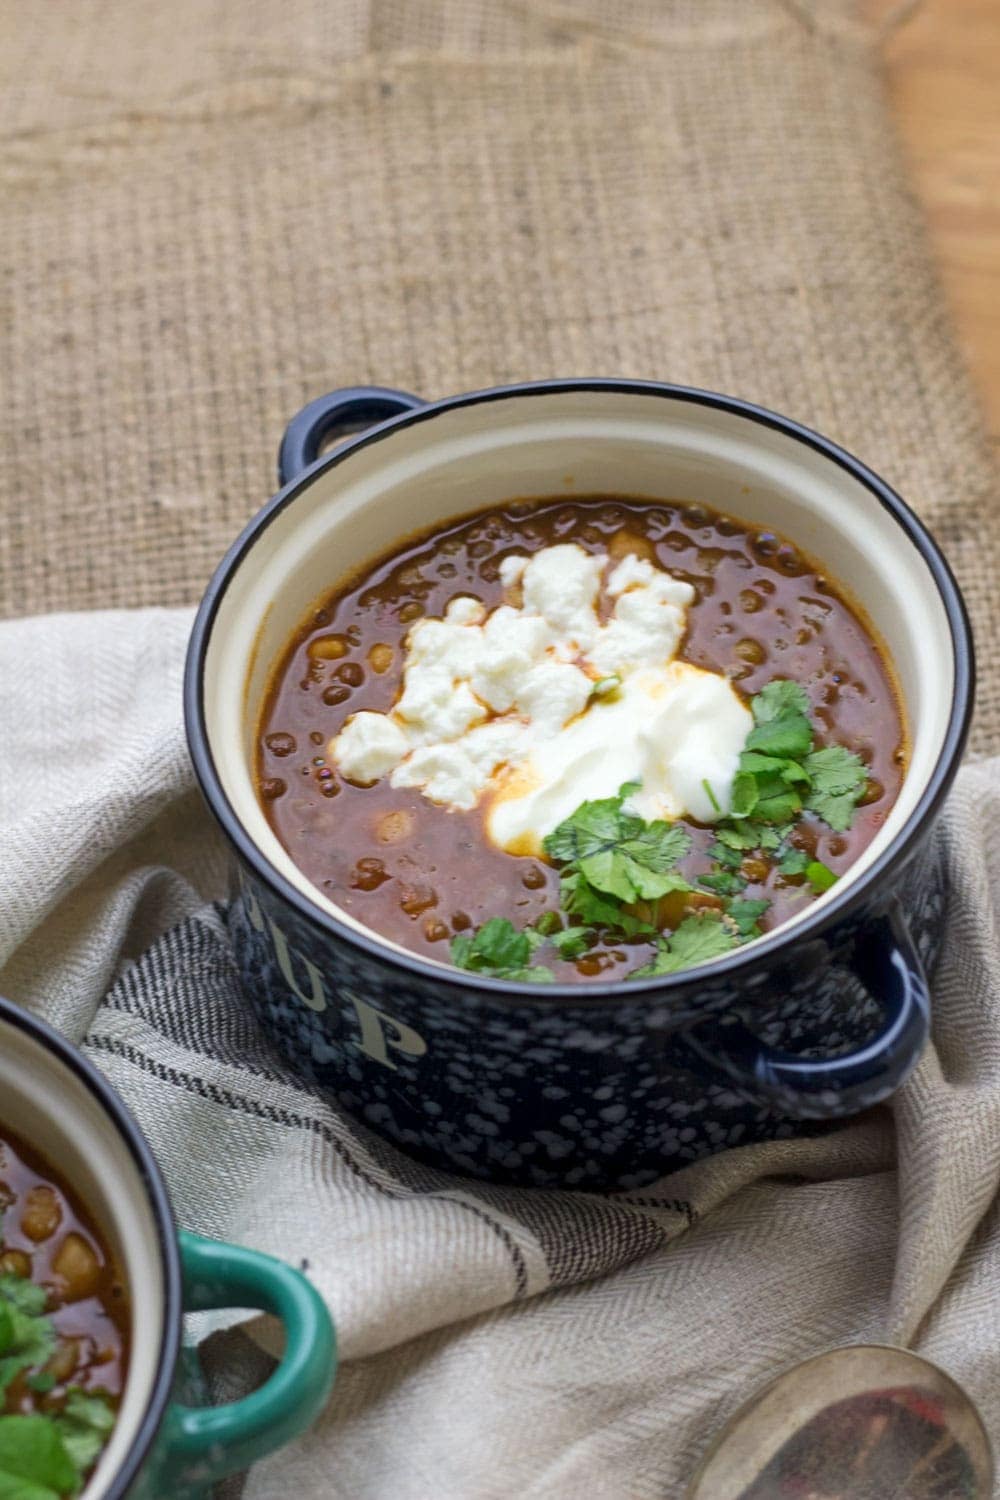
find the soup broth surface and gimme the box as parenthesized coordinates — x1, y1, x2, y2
(256, 497, 905, 981)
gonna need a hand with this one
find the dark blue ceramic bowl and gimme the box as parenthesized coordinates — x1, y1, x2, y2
(184, 381, 973, 1190)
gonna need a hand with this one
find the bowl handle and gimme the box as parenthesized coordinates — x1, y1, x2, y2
(150, 1231, 336, 1495)
(687, 900, 930, 1118)
(278, 384, 425, 485)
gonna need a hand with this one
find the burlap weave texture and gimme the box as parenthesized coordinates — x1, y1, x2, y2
(1, 0, 997, 747)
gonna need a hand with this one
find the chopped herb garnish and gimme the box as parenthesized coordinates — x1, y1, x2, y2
(450, 679, 868, 982)
(777, 846, 810, 877)
(707, 840, 743, 870)
(802, 745, 869, 831)
(806, 860, 838, 893)
(55, 1389, 117, 1477)
(0, 1278, 54, 1400)
(630, 913, 738, 977)
(0, 1277, 118, 1497)
(590, 675, 621, 699)
(698, 869, 744, 897)
(543, 784, 693, 904)
(725, 897, 771, 938)
(450, 918, 554, 982)
(550, 925, 593, 959)
(0, 1415, 77, 1500)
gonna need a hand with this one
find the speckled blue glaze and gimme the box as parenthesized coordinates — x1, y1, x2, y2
(224, 828, 943, 1190)
(187, 381, 974, 1192)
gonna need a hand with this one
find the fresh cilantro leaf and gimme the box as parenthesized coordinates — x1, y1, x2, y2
(806, 860, 838, 893)
(630, 913, 738, 977)
(619, 823, 692, 874)
(560, 872, 654, 936)
(750, 679, 810, 722)
(546, 786, 692, 904)
(0, 1415, 77, 1500)
(802, 746, 868, 831)
(550, 926, 592, 959)
(745, 680, 812, 760)
(729, 771, 758, 819)
(0, 1282, 55, 1400)
(542, 784, 640, 864)
(777, 846, 809, 876)
(532, 911, 562, 938)
(725, 897, 771, 936)
(802, 745, 868, 795)
(56, 1390, 115, 1480)
(713, 824, 761, 852)
(750, 779, 802, 826)
(698, 870, 744, 897)
(707, 841, 743, 870)
(0, 1281, 46, 1320)
(25, 1373, 55, 1395)
(450, 919, 552, 980)
(738, 751, 809, 784)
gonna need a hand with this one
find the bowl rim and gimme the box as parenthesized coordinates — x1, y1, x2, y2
(0, 993, 182, 1499)
(184, 377, 975, 1005)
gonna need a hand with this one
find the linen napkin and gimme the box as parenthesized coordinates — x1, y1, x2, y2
(3, 606, 1000, 1499)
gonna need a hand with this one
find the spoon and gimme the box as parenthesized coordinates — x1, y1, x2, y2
(687, 1344, 993, 1499)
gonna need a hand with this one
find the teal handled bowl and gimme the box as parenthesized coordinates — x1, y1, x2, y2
(0, 994, 336, 1499)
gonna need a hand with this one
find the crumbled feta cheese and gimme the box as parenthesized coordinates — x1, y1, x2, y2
(499, 554, 528, 588)
(333, 712, 409, 783)
(328, 539, 751, 834)
(520, 544, 604, 647)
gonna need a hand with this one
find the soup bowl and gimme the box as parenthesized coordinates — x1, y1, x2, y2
(0, 994, 336, 1499)
(185, 380, 973, 1191)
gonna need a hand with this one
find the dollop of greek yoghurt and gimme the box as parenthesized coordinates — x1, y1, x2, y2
(330, 543, 752, 854)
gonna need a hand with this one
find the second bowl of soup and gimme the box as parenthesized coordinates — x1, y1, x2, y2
(185, 381, 972, 1189)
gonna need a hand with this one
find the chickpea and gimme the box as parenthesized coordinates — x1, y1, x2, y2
(735, 639, 767, 665)
(20, 1186, 62, 1243)
(376, 810, 414, 844)
(52, 1233, 101, 1302)
(308, 634, 349, 660)
(0, 1249, 32, 1278)
(368, 643, 394, 674)
(351, 857, 390, 892)
(400, 884, 437, 918)
(47, 1337, 81, 1383)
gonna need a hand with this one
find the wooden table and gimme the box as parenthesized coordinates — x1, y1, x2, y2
(872, 0, 1000, 452)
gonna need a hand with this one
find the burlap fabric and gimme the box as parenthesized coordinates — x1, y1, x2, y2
(1, 0, 998, 750)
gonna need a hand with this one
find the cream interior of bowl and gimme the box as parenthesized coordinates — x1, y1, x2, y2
(202, 387, 954, 964)
(0, 1020, 166, 1498)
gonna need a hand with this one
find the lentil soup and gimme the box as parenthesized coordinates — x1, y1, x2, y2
(0, 1127, 129, 1492)
(255, 497, 906, 983)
